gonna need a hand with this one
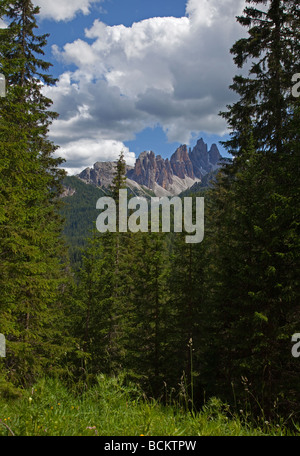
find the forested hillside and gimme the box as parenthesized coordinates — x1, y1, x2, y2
(60, 176, 107, 269)
(0, 0, 299, 437)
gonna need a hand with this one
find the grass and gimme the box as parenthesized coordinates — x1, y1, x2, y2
(0, 374, 298, 437)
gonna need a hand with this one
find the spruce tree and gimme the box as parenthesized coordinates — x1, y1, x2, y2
(205, 0, 300, 416)
(221, 0, 300, 158)
(75, 229, 120, 379)
(110, 150, 127, 205)
(124, 231, 171, 396)
(168, 227, 206, 405)
(76, 152, 131, 378)
(0, 0, 70, 388)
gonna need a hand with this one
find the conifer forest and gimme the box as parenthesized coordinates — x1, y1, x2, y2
(0, 0, 299, 438)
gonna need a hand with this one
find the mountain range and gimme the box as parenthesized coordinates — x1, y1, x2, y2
(76, 138, 223, 197)
(60, 138, 224, 267)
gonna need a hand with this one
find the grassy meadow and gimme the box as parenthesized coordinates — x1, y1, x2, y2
(0, 375, 298, 437)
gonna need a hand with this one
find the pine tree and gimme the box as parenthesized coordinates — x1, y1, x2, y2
(110, 150, 127, 205)
(75, 152, 131, 378)
(74, 229, 120, 379)
(204, 0, 300, 416)
(168, 226, 206, 405)
(108, 151, 131, 370)
(124, 230, 171, 396)
(221, 0, 300, 157)
(0, 0, 70, 388)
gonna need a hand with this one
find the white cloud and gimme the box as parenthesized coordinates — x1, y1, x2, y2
(45, 0, 247, 173)
(186, 0, 244, 27)
(186, 0, 218, 27)
(34, 0, 103, 22)
(57, 139, 136, 176)
(43, 71, 150, 143)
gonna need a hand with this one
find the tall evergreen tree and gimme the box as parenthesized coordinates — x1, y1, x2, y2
(76, 152, 131, 378)
(110, 150, 127, 205)
(124, 230, 171, 396)
(0, 0, 70, 388)
(204, 0, 300, 417)
(168, 228, 206, 406)
(221, 0, 300, 158)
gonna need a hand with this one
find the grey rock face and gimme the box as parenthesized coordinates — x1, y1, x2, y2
(78, 161, 134, 189)
(208, 143, 222, 167)
(170, 145, 194, 180)
(77, 138, 222, 196)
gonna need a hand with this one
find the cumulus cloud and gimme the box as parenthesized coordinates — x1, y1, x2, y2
(34, 0, 103, 22)
(45, 0, 247, 173)
(57, 139, 136, 175)
(43, 73, 142, 174)
(186, 0, 244, 27)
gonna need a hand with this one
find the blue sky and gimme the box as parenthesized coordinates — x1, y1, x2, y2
(32, 0, 246, 174)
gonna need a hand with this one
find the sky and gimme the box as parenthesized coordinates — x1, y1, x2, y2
(31, 0, 247, 175)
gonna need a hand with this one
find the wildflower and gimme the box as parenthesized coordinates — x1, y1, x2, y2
(29, 397, 33, 402)
(86, 426, 98, 435)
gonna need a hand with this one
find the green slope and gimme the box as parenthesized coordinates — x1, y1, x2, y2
(60, 176, 107, 268)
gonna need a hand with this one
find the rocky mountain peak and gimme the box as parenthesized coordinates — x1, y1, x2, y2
(78, 161, 134, 189)
(77, 138, 222, 196)
(208, 143, 221, 166)
(127, 150, 173, 190)
(170, 145, 194, 179)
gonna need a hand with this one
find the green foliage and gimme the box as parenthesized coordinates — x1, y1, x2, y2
(0, 0, 73, 388)
(0, 375, 296, 436)
(220, 0, 300, 157)
(60, 176, 107, 269)
(110, 150, 127, 202)
(0, 0, 299, 435)
(205, 0, 300, 417)
(124, 231, 172, 396)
